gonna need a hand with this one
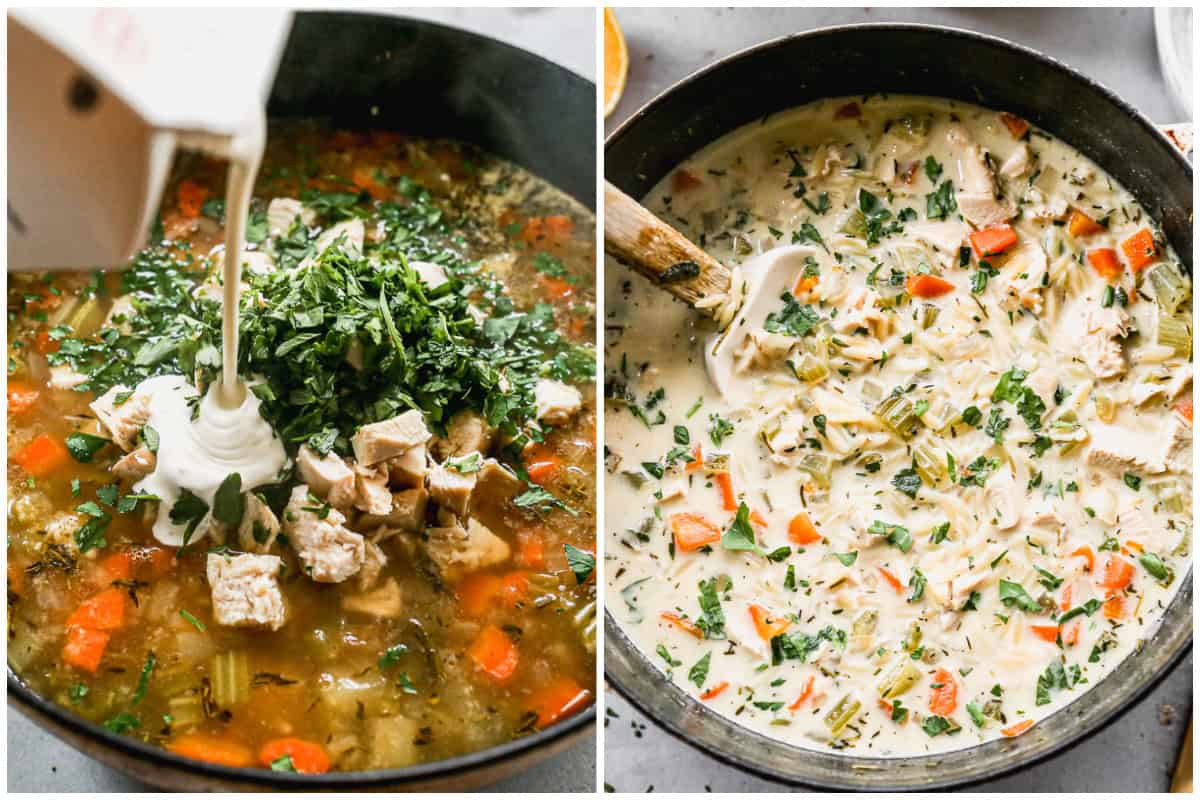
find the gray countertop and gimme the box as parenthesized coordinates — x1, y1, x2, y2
(7, 6, 596, 793)
(603, 6, 1191, 794)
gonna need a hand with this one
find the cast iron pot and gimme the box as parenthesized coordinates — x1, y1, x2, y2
(8, 11, 596, 791)
(605, 23, 1192, 791)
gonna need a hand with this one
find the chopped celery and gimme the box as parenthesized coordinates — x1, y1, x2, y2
(874, 393, 920, 439)
(791, 353, 830, 384)
(852, 610, 879, 637)
(919, 304, 940, 330)
(878, 659, 921, 700)
(841, 208, 867, 239)
(1156, 314, 1191, 358)
(704, 453, 730, 475)
(167, 692, 206, 728)
(1145, 263, 1190, 315)
(913, 442, 946, 485)
(799, 453, 833, 489)
(209, 651, 250, 708)
(1094, 394, 1115, 423)
(824, 694, 862, 737)
(1148, 479, 1186, 514)
(902, 622, 922, 653)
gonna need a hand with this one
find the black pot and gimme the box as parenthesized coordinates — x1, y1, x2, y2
(605, 23, 1192, 791)
(8, 11, 596, 791)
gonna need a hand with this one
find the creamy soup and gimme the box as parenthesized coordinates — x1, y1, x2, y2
(9, 125, 597, 772)
(605, 96, 1191, 756)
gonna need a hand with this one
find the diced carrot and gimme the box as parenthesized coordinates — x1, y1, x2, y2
(999, 112, 1030, 140)
(748, 509, 768, 528)
(98, 552, 133, 583)
(468, 624, 519, 681)
(878, 566, 904, 594)
(1067, 209, 1104, 238)
(1030, 624, 1061, 643)
(669, 512, 722, 552)
(684, 443, 704, 473)
(714, 471, 737, 511)
(834, 101, 862, 120)
(7, 380, 41, 417)
(928, 668, 958, 716)
(528, 676, 592, 728)
(1087, 248, 1123, 282)
(749, 604, 791, 641)
(24, 283, 63, 312)
(524, 444, 562, 486)
(1060, 583, 1073, 612)
(699, 681, 730, 701)
(538, 274, 574, 300)
(1123, 540, 1144, 556)
(67, 587, 127, 631)
(1100, 555, 1134, 591)
(62, 626, 110, 673)
(1001, 719, 1035, 737)
(350, 166, 389, 201)
(543, 215, 574, 240)
(258, 737, 331, 774)
(793, 274, 819, 295)
(1120, 228, 1157, 272)
(176, 179, 208, 219)
(1062, 619, 1081, 646)
(671, 169, 703, 193)
(787, 512, 821, 545)
(521, 216, 572, 248)
(168, 733, 256, 768)
(1070, 545, 1095, 573)
(457, 573, 503, 617)
(788, 675, 815, 711)
(497, 571, 529, 607)
(1174, 398, 1193, 423)
(12, 433, 71, 478)
(516, 531, 545, 569)
(905, 274, 956, 298)
(1102, 594, 1124, 620)
(34, 327, 61, 355)
(969, 225, 1018, 258)
(660, 611, 703, 639)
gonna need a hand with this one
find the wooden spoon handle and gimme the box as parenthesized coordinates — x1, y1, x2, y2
(603, 180, 731, 310)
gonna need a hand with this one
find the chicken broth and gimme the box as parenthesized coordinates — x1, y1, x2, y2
(8, 124, 597, 773)
(605, 96, 1190, 756)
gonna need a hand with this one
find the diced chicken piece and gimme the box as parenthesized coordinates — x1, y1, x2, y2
(212, 248, 275, 277)
(1163, 417, 1191, 474)
(296, 445, 357, 509)
(237, 492, 281, 553)
(1134, 365, 1195, 406)
(831, 286, 888, 339)
(103, 295, 136, 331)
(999, 143, 1033, 180)
(358, 487, 428, 533)
(356, 539, 388, 591)
(206, 553, 286, 630)
(423, 518, 511, 580)
(385, 445, 428, 488)
(986, 470, 1022, 530)
(90, 385, 151, 451)
(946, 123, 1017, 227)
(431, 410, 494, 461)
(283, 485, 365, 583)
(469, 460, 525, 537)
(49, 365, 89, 390)
(998, 239, 1048, 313)
(1085, 422, 1170, 475)
(427, 461, 477, 518)
(1025, 498, 1064, 529)
(534, 379, 583, 426)
(352, 410, 431, 466)
(343, 577, 402, 618)
(353, 464, 393, 516)
(267, 197, 316, 236)
(408, 260, 449, 289)
(906, 220, 969, 260)
(1079, 306, 1130, 379)
(111, 446, 156, 482)
(314, 219, 365, 257)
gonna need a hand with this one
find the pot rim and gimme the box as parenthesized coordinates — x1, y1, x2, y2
(603, 20, 1192, 792)
(8, 9, 596, 790)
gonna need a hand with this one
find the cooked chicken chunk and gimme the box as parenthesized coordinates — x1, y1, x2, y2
(358, 488, 428, 534)
(353, 464, 393, 516)
(423, 518, 511, 580)
(427, 460, 477, 518)
(535, 378, 583, 425)
(430, 410, 494, 461)
(946, 123, 1016, 228)
(343, 576, 402, 618)
(409, 260, 449, 289)
(206, 553, 286, 630)
(237, 492, 281, 553)
(90, 385, 151, 451)
(385, 445, 429, 488)
(49, 365, 89, 391)
(111, 446, 156, 482)
(266, 197, 316, 236)
(352, 410, 431, 466)
(296, 445, 357, 509)
(1079, 305, 1130, 379)
(283, 485, 365, 583)
(1085, 422, 1170, 475)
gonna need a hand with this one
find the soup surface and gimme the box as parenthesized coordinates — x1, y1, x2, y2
(605, 96, 1190, 756)
(9, 124, 597, 772)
